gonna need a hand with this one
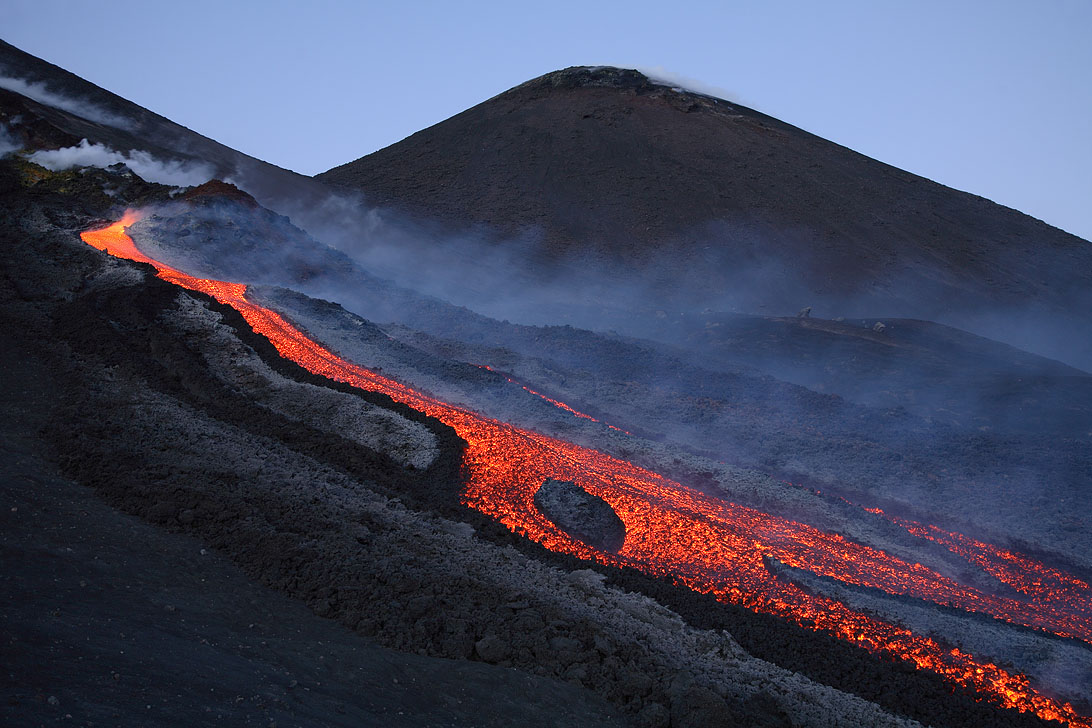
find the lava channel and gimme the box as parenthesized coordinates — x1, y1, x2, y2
(82, 212, 1092, 727)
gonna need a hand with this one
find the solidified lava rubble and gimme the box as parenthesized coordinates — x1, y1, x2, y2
(0, 162, 1065, 728)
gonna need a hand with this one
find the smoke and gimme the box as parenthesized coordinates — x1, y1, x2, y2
(274, 189, 657, 323)
(0, 73, 134, 130)
(28, 139, 214, 187)
(0, 123, 20, 157)
(279, 192, 571, 316)
(275, 194, 850, 341)
(635, 66, 740, 103)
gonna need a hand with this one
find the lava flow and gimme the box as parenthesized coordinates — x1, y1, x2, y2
(83, 213, 1092, 727)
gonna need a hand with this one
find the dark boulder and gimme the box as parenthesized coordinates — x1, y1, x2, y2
(533, 478, 625, 552)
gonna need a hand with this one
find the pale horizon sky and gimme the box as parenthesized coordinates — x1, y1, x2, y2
(4, 0, 1091, 241)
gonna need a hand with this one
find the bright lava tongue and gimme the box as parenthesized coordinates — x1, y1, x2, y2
(82, 212, 1092, 726)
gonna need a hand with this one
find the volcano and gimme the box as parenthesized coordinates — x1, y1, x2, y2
(3, 40, 1092, 728)
(319, 66, 1092, 370)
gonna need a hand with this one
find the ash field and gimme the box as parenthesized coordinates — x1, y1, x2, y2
(2, 39, 1092, 728)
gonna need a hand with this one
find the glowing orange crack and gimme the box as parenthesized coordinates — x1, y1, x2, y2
(477, 364, 631, 433)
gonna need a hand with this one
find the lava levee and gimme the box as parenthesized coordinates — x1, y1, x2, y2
(83, 213, 1092, 727)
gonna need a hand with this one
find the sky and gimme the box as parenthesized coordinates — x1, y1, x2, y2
(4, 0, 1091, 241)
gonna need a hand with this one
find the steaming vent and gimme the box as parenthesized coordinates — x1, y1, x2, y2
(533, 478, 626, 553)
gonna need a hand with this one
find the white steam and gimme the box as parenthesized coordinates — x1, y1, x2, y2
(635, 66, 739, 103)
(0, 73, 134, 130)
(28, 139, 214, 187)
(0, 123, 20, 157)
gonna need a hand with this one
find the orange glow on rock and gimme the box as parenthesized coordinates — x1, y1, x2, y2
(81, 212, 1092, 727)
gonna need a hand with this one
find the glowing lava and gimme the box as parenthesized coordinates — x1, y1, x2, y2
(82, 213, 1092, 727)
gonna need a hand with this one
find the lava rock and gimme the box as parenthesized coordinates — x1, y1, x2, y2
(533, 478, 625, 552)
(669, 684, 736, 728)
(474, 635, 509, 663)
(636, 701, 669, 728)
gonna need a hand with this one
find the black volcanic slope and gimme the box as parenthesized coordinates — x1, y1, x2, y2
(319, 66, 1092, 361)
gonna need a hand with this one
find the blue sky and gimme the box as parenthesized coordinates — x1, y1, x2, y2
(5, 0, 1091, 240)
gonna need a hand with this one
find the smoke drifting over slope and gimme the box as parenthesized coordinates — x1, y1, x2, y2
(0, 122, 19, 156)
(28, 138, 214, 186)
(0, 72, 133, 129)
(265, 180, 1092, 378)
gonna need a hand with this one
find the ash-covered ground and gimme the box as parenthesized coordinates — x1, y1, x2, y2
(3, 159, 1089, 728)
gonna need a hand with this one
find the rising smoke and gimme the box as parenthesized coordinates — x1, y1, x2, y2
(0, 122, 20, 157)
(269, 186, 1092, 374)
(0, 72, 134, 130)
(28, 139, 214, 187)
(281, 188, 1092, 373)
(634, 65, 741, 103)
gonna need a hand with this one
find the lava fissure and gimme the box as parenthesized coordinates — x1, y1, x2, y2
(477, 363, 631, 433)
(81, 212, 1092, 727)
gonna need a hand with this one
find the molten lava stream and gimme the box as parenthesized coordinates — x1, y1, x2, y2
(82, 213, 1092, 727)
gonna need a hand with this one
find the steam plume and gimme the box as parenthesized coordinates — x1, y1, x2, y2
(28, 139, 213, 187)
(0, 123, 19, 157)
(634, 66, 740, 102)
